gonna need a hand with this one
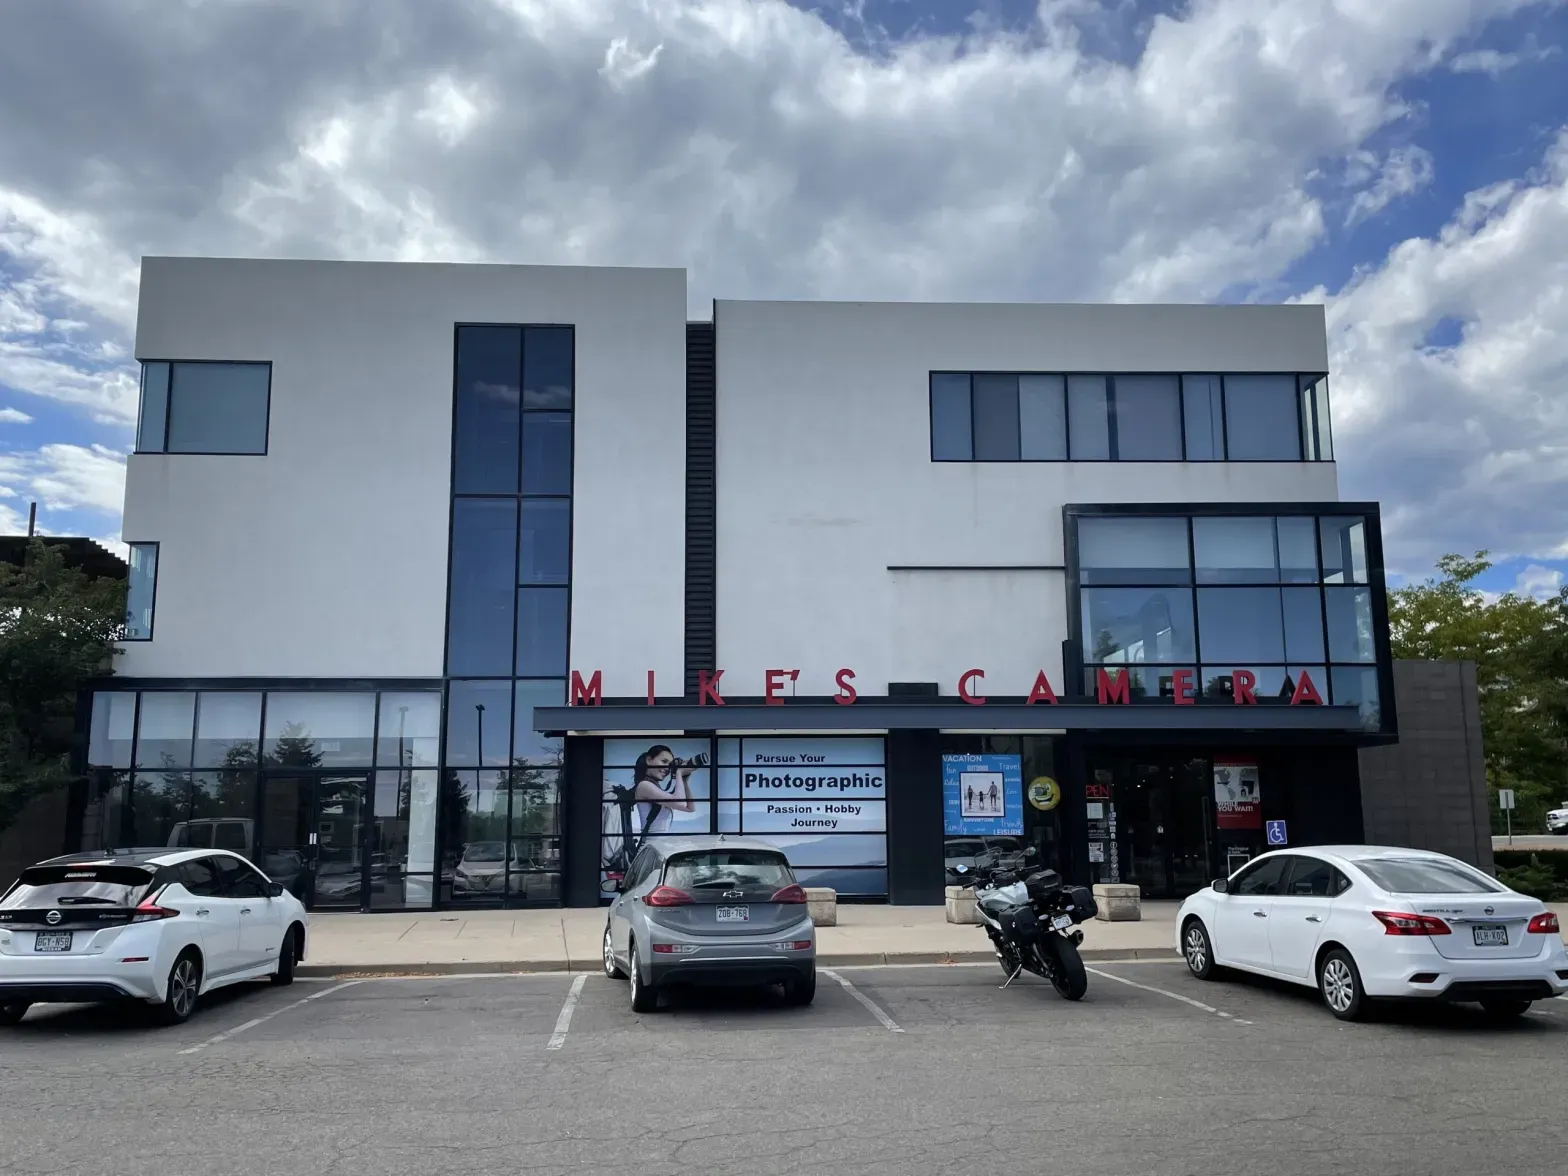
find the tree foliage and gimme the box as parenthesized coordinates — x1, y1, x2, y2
(1387, 552, 1568, 832)
(0, 541, 126, 831)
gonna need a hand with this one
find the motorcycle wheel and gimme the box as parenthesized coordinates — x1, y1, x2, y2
(990, 932, 1022, 979)
(1045, 936, 1088, 1001)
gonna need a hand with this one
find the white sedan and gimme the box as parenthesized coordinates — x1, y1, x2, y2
(1177, 845, 1568, 1021)
(0, 848, 309, 1026)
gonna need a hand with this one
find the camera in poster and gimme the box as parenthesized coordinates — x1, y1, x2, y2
(600, 739, 712, 890)
(1213, 758, 1261, 830)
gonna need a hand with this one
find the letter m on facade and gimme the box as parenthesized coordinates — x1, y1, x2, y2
(570, 670, 603, 706)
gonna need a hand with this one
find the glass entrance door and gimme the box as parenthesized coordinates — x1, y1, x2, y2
(1097, 755, 1214, 900)
(258, 773, 370, 910)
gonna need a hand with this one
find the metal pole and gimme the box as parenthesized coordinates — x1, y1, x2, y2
(26, 501, 36, 537)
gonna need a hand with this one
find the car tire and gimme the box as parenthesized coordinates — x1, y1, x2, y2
(603, 923, 626, 980)
(0, 1002, 29, 1027)
(157, 950, 203, 1026)
(1318, 948, 1368, 1022)
(1479, 997, 1532, 1020)
(628, 938, 657, 1013)
(786, 967, 816, 1007)
(1182, 918, 1217, 981)
(271, 926, 299, 986)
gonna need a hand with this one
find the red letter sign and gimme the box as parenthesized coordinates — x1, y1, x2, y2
(570, 670, 602, 706)
(1172, 668, 1195, 705)
(765, 669, 789, 706)
(1232, 669, 1257, 705)
(1026, 671, 1059, 705)
(1289, 669, 1324, 705)
(834, 668, 858, 705)
(958, 669, 986, 705)
(646, 669, 656, 706)
(1096, 668, 1130, 705)
(698, 669, 726, 706)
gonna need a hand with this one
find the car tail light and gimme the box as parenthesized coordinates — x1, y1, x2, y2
(1526, 912, 1560, 934)
(770, 884, 808, 904)
(130, 896, 179, 923)
(1373, 910, 1451, 936)
(644, 886, 693, 907)
(651, 943, 698, 954)
(771, 940, 812, 951)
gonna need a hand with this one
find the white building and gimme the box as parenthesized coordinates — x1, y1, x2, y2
(81, 258, 1393, 911)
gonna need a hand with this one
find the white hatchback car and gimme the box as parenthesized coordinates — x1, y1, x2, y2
(0, 848, 308, 1027)
(1177, 845, 1568, 1021)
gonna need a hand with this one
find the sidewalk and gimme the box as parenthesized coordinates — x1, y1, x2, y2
(297, 902, 1186, 977)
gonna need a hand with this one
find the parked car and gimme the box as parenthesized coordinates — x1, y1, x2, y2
(603, 836, 816, 1012)
(0, 848, 308, 1027)
(1547, 803, 1568, 834)
(1177, 845, 1568, 1022)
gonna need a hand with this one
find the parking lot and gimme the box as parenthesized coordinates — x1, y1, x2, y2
(2, 962, 1565, 1176)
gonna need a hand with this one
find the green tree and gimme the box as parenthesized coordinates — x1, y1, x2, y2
(1387, 552, 1568, 832)
(0, 541, 125, 832)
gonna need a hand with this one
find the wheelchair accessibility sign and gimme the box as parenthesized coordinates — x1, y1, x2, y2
(1266, 820, 1288, 847)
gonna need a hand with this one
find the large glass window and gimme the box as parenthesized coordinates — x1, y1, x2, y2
(193, 692, 262, 768)
(1113, 375, 1182, 460)
(519, 499, 570, 585)
(446, 498, 519, 677)
(134, 692, 195, 769)
(375, 692, 442, 768)
(1078, 517, 1191, 585)
(89, 692, 137, 768)
(1196, 588, 1284, 663)
(262, 693, 376, 767)
(1320, 516, 1368, 584)
(515, 587, 569, 676)
(124, 543, 158, 640)
(1193, 517, 1277, 583)
(1325, 586, 1377, 662)
(446, 680, 514, 767)
(513, 680, 565, 765)
(1081, 587, 1196, 663)
(136, 361, 270, 455)
(1223, 375, 1301, 460)
(522, 413, 573, 496)
(929, 373, 973, 460)
(523, 326, 574, 410)
(453, 326, 521, 494)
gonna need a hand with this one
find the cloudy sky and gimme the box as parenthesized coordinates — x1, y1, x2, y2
(1, 0, 1565, 595)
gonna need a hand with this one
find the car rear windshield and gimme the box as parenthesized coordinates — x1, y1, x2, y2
(663, 851, 795, 892)
(464, 843, 504, 862)
(1356, 858, 1502, 895)
(1, 866, 157, 909)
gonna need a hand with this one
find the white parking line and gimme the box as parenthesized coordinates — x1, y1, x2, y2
(178, 981, 362, 1055)
(821, 968, 904, 1032)
(546, 974, 587, 1050)
(1086, 966, 1253, 1026)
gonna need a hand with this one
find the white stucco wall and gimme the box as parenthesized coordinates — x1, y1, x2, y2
(122, 257, 687, 682)
(713, 300, 1339, 698)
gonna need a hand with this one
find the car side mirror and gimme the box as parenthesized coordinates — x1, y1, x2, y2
(268, 883, 285, 898)
(1212, 879, 1229, 894)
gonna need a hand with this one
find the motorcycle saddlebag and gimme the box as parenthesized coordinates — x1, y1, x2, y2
(1063, 885, 1098, 924)
(1024, 869, 1063, 904)
(1000, 905, 1042, 943)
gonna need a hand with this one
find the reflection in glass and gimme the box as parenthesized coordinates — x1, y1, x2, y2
(1311, 377, 1333, 460)
(189, 771, 256, 848)
(1276, 516, 1319, 582)
(1081, 587, 1196, 663)
(1321, 516, 1368, 584)
(372, 769, 438, 909)
(313, 775, 368, 908)
(89, 692, 136, 768)
(930, 374, 972, 460)
(1084, 666, 1193, 699)
(453, 325, 521, 494)
(515, 587, 569, 676)
(519, 499, 571, 585)
(166, 362, 270, 455)
(1182, 375, 1224, 460)
(1282, 587, 1326, 661)
(1223, 374, 1302, 460)
(136, 361, 170, 452)
(447, 497, 519, 677)
(1078, 517, 1191, 584)
(375, 692, 442, 768)
(193, 692, 262, 768)
(1067, 376, 1110, 459)
(972, 374, 1020, 460)
(132, 771, 189, 846)
(446, 770, 509, 904)
(1019, 375, 1067, 460)
(134, 692, 195, 768)
(522, 412, 573, 495)
(523, 326, 573, 409)
(513, 680, 565, 765)
(446, 680, 513, 766)
(1331, 666, 1381, 730)
(125, 544, 158, 639)
(1326, 587, 1377, 662)
(1113, 375, 1182, 460)
(1196, 587, 1285, 663)
(1201, 666, 1318, 700)
(1194, 517, 1277, 583)
(263, 693, 376, 766)
(81, 771, 129, 851)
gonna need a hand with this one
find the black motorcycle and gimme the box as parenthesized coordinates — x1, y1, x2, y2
(954, 850, 1097, 1000)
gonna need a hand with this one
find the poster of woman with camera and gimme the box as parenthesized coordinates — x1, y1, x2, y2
(600, 739, 711, 888)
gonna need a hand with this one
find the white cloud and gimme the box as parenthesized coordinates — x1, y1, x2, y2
(0, 442, 127, 519)
(1345, 144, 1435, 227)
(1513, 563, 1566, 600)
(0, 406, 33, 424)
(1448, 44, 1559, 74)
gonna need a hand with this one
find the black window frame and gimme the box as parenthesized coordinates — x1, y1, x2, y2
(929, 371, 1332, 464)
(123, 541, 159, 642)
(134, 360, 273, 456)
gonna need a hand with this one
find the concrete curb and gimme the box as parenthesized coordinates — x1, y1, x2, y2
(297, 945, 1179, 979)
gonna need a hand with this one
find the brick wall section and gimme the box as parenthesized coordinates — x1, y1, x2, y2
(1358, 660, 1494, 872)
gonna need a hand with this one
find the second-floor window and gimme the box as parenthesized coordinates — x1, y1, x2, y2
(930, 371, 1332, 463)
(135, 361, 271, 455)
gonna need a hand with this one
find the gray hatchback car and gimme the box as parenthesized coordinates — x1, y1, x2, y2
(602, 836, 817, 1011)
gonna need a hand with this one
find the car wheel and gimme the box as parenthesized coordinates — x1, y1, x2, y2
(603, 923, 627, 980)
(1182, 918, 1217, 981)
(0, 1002, 29, 1027)
(1479, 997, 1532, 1021)
(786, 967, 816, 1007)
(271, 926, 298, 986)
(628, 938, 657, 1013)
(157, 950, 203, 1025)
(1318, 948, 1368, 1022)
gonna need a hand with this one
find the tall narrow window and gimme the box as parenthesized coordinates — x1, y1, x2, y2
(1181, 375, 1224, 460)
(971, 374, 1020, 460)
(125, 543, 158, 640)
(1113, 375, 1182, 460)
(1019, 375, 1067, 459)
(1067, 376, 1111, 459)
(1223, 375, 1301, 460)
(135, 362, 269, 455)
(930, 374, 973, 460)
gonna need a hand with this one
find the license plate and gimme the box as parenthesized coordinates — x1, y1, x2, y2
(716, 906, 750, 923)
(33, 932, 72, 953)
(1051, 914, 1073, 932)
(1472, 924, 1508, 947)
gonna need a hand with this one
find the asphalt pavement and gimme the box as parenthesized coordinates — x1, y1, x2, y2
(3, 963, 1565, 1176)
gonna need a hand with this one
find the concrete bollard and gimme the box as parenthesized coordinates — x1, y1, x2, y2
(804, 887, 837, 927)
(945, 885, 982, 924)
(1092, 882, 1142, 921)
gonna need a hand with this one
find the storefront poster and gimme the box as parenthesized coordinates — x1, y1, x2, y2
(942, 754, 1024, 836)
(1213, 758, 1262, 830)
(600, 739, 712, 891)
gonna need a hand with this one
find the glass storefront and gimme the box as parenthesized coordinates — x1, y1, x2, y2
(939, 735, 1065, 885)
